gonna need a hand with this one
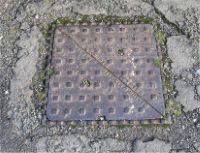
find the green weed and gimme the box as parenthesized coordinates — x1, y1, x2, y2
(166, 99, 182, 116)
(153, 57, 161, 67)
(138, 16, 154, 24)
(155, 31, 166, 44)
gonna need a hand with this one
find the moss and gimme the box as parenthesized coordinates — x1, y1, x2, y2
(38, 70, 46, 82)
(166, 99, 182, 116)
(69, 124, 78, 128)
(38, 46, 47, 55)
(141, 124, 170, 128)
(55, 17, 68, 25)
(32, 61, 48, 85)
(165, 77, 173, 92)
(40, 23, 49, 38)
(93, 14, 104, 24)
(37, 107, 44, 113)
(82, 79, 91, 87)
(33, 65, 48, 103)
(117, 48, 124, 56)
(53, 17, 78, 25)
(49, 15, 155, 29)
(155, 31, 166, 44)
(103, 16, 113, 24)
(106, 16, 132, 24)
(163, 69, 173, 93)
(153, 57, 161, 67)
(96, 114, 105, 121)
(52, 15, 136, 26)
(78, 15, 90, 24)
(114, 124, 132, 129)
(115, 124, 171, 129)
(47, 67, 55, 76)
(54, 15, 89, 25)
(35, 91, 46, 102)
(138, 16, 154, 24)
(44, 0, 50, 3)
(9, 27, 17, 33)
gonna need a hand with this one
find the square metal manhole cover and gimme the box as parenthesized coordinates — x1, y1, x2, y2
(47, 24, 165, 121)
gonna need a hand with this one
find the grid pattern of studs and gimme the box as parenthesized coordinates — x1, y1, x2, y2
(47, 24, 165, 121)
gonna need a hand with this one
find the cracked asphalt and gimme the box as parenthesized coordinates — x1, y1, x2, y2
(0, 0, 200, 152)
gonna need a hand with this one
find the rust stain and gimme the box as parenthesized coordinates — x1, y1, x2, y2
(47, 24, 165, 121)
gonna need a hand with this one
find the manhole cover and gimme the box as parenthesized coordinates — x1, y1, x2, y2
(47, 24, 165, 121)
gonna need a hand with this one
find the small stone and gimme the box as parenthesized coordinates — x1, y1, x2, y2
(5, 90, 9, 95)
(20, 22, 30, 30)
(38, 113, 42, 120)
(35, 14, 39, 19)
(115, 133, 119, 138)
(196, 69, 200, 76)
(7, 111, 13, 117)
(193, 118, 197, 123)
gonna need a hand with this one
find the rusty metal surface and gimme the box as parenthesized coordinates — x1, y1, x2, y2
(47, 24, 165, 121)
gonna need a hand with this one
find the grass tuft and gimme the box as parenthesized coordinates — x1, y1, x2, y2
(155, 31, 166, 44)
(114, 124, 133, 128)
(153, 57, 161, 67)
(166, 99, 182, 116)
(35, 91, 46, 102)
(141, 124, 170, 128)
(117, 48, 124, 56)
(47, 67, 55, 76)
(138, 16, 154, 24)
(40, 23, 49, 38)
